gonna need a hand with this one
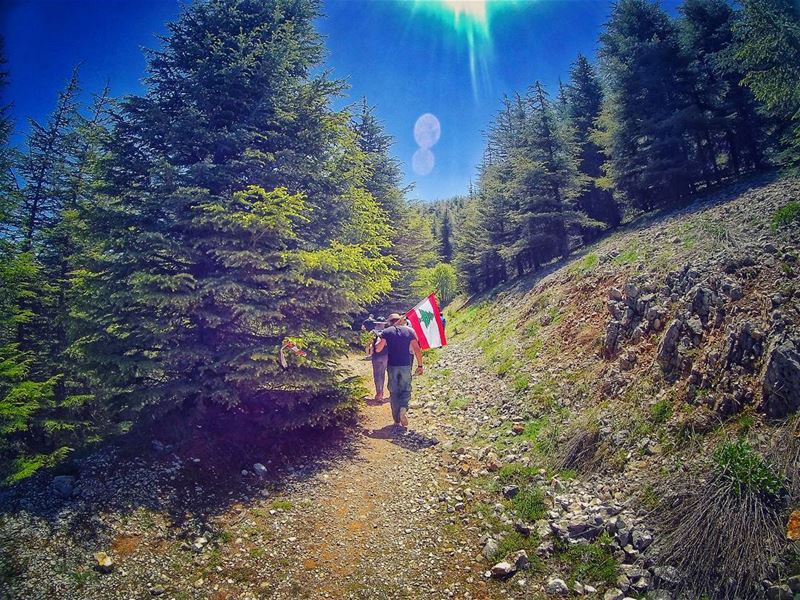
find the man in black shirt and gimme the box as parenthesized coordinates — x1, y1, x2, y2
(374, 313, 423, 428)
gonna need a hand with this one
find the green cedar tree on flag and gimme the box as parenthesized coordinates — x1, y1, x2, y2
(406, 293, 447, 350)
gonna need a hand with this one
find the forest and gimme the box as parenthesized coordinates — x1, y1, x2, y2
(0, 0, 798, 488)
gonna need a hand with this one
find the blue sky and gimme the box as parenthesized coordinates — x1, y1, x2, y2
(1, 0, 681, 201)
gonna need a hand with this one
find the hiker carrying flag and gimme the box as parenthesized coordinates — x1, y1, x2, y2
(374, 313, 422, 429)
(374, 294, 447, 429)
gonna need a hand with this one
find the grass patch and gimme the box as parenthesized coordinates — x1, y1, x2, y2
(772, 201, 800, 230)
(270, 499, 293, 511)
(498, 463, 539, 485)
(448, 396, 471, 411)
(650, 399, 673, 424)
(569, 252, 600, 275)
(613, 245, 639, 265)
(556, 533, 619, 586)
(492, 531, 544, 568)
(510, 486, 547, 521)
(512, 374, 530, 393)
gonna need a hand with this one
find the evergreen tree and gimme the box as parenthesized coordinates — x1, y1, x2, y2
(598, 0, 698, 209)
(502, 82, 580, 274)
(14, 67, 81, 248)
(566, 54, 621, 232)
(731, 0, 800, 171)
(77, 0, 393, 430)
(440, 209, 453, 262)
(679, 0, 766, 176)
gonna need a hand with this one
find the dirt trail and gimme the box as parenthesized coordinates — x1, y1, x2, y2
(1, 352, 503, 600)
(246, 355, 497, 599)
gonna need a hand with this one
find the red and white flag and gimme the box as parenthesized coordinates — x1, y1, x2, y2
(406, 293, 447, 350)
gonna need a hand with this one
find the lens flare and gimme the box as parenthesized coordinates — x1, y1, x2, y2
(405, 1, 519, 99)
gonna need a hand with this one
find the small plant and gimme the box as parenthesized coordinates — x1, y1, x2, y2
(512, 374, 530, 393)
(650, 399, 673, 424)
(492, 531, 543, 568)
(556, 534, 619, 586)
(498, 463, 539, 485)
(772, 201, 800, 230)
(650, 443, 788, 598)
(270, 499, 293, 510)
(511, 486, 547, 521)
(713, 440, 784, 498)
(735, 412, 755, 435)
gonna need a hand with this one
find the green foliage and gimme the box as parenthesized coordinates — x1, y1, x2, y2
(772, 201, 800, 229)
(732, 0, 800, 171)
(448, 396, 471, 411)
(411, 263, 458, 305)
(713, 440, 784, 498)
(491, 531, 543, 568)
(512, 374, 530, 393)
(556, 533, 619, 586)
(498, 463, 539, 485)
(650, 399, 673, 424)
(270, 500, 293, 511)
(510, 485, 547, 521)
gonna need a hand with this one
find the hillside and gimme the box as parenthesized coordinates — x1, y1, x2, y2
(420, 174, 800, 599)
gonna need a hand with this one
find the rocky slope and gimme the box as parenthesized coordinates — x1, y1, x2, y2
(415, 174, 800, 599)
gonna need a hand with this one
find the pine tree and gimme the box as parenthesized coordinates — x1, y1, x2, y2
(679, 0, 766, 176)
(731, 0, 800, 171)
(566, 54, 621, 232)
(15, 67, 81, 248)
(503, 82, 581, 274)
(598, 0, 698, 210)
(440, 209, 453, 262)
(77, 0, 393, 430)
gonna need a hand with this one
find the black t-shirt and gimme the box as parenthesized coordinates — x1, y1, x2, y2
(380, 325, 416, 367)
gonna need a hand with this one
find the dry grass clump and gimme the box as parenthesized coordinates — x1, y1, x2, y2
(552, 426, 600, 473)
(649, 440, 793, 599)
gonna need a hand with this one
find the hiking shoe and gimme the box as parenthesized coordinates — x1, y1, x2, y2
(399, 407, 408, 427)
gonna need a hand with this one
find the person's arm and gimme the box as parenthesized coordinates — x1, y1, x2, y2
(410, 339, 423, 375)
(374, 337, 387, 353)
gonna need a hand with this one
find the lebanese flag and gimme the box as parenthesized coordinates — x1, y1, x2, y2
(406, 293, 447, 350)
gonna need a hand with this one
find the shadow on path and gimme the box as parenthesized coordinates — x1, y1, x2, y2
(364, 425, 439, 452)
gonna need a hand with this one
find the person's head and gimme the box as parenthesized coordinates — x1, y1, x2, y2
(368, 313, 374, 319)
(387, 313, 404, 326)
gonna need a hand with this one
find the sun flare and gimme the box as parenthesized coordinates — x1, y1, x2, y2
(405, 1, 520, 99)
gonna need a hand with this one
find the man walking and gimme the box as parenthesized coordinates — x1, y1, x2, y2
(374, 313, 423, 428)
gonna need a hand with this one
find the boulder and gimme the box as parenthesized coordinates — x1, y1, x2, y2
(482, 538, 499, 561)
(766, 584, 793, 600)
(760, 338, 800, 418)
(657, 320, 682, 371)
(546, 578, 570, 596)
(52, 475, 75, 499)
(490, 561, 515, 578)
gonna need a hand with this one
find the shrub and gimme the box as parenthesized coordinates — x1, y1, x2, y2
(772, 201, 800, 230)
(511, 486, 547, 521)
(713, 440, 783, 498)
(649, 443, 788, 598)
(552, 426, 600, 473)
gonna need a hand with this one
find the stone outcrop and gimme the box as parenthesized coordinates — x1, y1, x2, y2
(760, 337, 800, 419)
